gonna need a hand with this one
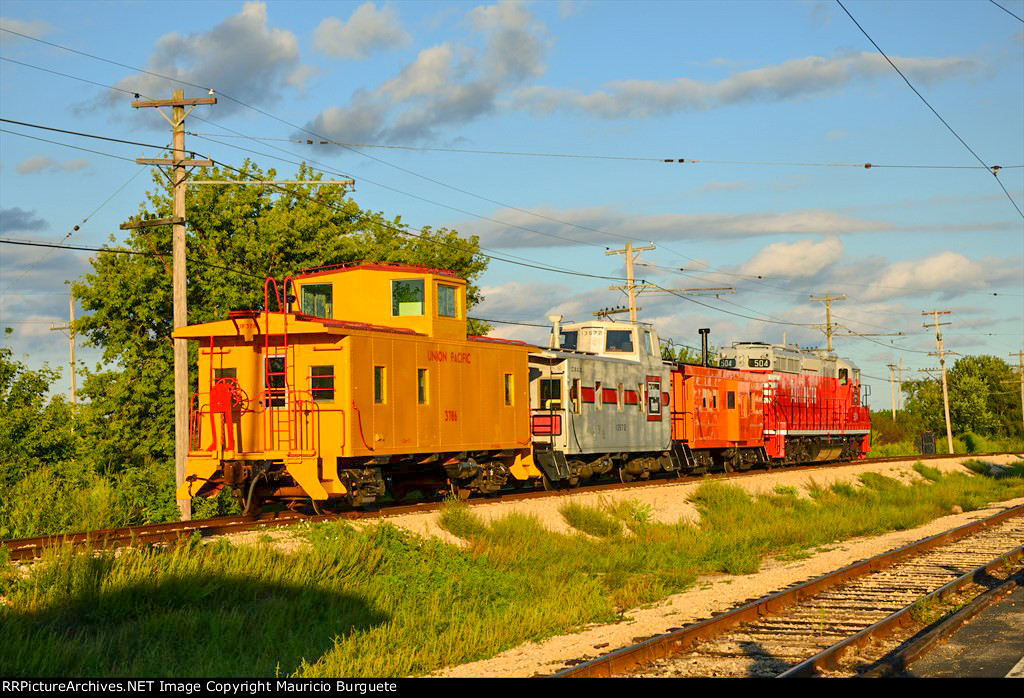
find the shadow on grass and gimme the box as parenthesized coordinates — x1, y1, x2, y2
(0, 572, 388, 677)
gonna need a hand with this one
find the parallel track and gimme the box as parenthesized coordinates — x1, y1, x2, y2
(3, 451, 1020, 563)
(553, 505, 1024, 678)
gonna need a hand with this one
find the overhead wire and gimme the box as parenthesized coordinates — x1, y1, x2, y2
(2, 28, 1018, 369)
(836, 0, 1024, 219)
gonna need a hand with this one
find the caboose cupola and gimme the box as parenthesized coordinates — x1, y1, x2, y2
(293, 263, 469, 341)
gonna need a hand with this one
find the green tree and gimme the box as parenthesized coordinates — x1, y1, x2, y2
(902, 377, 944, 435)
(901, 355, 1020, 438)
(0, 347, 78, 487)
(72, 161, 489, 476)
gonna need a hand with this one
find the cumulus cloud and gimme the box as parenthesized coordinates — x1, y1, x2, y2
(860, 251, 1022, 301)
(97, 3, 309, 114)
(0, 17, 52, 44)
(302, 0, 549, 143)
(510, 52, 979, 118)
(16, 156, 89, 174)
(0, 207, 48, 234)
(314, 3, 411, 59)
(738, 236, 844, 279)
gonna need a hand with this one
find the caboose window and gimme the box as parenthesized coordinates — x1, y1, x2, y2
(540, 379, 560, 408)
(504, 374, 514, 406)
(437, 284, 457, 318)
(374, 366, 386, 403)
(392, 280, 424, 316)
(214, 368, 237, 382)
(418, 368, 428, 404)
(605, 330, 634, 353)
(265, 357, 286, 408)
(301, 284, 333, 319)
(727, 391, 736, 409)
(311, 366, 334, 403)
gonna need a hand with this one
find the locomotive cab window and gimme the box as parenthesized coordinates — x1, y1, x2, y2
(839, 368, 849, 385)
(301, 284, 333, 319)
(392, 279, 425, 316)
(311, 366, 334, 403)
(437, 284, 458, 318)
(559, 330, 578, 350)
(605, 330, 634, 353)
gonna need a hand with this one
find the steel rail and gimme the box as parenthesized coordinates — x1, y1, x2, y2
(3, 451, 1019, 563)
(551, 504, 1024, 678)
(0, 510, 309, 562)
(779, 545, 1024, 676)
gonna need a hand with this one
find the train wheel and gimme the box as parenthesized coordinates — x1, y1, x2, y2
(542, 473, 571, 490)
(448, 481, 472, 500)
(618, 467, 635, 484)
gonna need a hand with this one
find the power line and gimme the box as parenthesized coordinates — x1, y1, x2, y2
(184, 131, 1020, 172)
(989, 0, 1024, 23)
(836, 0, 1024, 220)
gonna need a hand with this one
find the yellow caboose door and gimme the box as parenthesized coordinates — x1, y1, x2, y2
(263, 353, 289, 452)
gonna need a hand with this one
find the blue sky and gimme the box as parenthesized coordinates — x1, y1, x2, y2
(1, 0, 1022, 410)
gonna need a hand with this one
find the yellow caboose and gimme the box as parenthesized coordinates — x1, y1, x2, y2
(175, 263, 540, 511)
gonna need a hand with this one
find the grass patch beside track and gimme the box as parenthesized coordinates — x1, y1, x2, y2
(1, 459, 1022, 677)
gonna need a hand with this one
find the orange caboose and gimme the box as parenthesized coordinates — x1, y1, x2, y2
(669, 364, 768, 472)
(175, 263, 540, 511)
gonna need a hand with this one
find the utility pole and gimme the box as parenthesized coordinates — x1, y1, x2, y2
(128, 89, 215, 521)
(606, 242, 656, 323)
(606, 242, 733, 323)
(810, 294, 846, 352)
(48, 291, 76, 406)
(887, 363, 897, 419)
(1011, 350, 1024, 434)
(898, 358, 903, 411)
(923, 310, 954, 455)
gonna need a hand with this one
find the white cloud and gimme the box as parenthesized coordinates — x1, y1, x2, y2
(302, 0, 550, 143)
(511, 52, 979, 118)
(313, 3, 411, 60)
(0, 17, 52, 44)
(457, 205, 887, 248)
(100, 3, 308, 114)
(16, 156, 90, 174)
(860, 251, 1022, 301)
(738, 236, 844, 279)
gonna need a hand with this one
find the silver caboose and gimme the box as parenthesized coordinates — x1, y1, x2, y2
(527, 317, 681, 487)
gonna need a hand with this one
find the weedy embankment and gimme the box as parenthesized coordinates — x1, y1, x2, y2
(1, 459, 1021, 677)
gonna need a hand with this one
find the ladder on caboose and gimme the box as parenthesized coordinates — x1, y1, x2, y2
(262, 277, 297, 454)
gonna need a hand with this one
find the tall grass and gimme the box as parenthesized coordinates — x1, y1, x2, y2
(868, 433, 1024, 458)
(2, 459, 1022, 678)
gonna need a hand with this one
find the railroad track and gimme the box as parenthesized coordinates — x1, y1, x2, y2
(3, 451, 1019, 563)
(553, 504, 1024, 678)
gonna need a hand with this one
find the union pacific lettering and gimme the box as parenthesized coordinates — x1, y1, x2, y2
(427, 349, 472, 364)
